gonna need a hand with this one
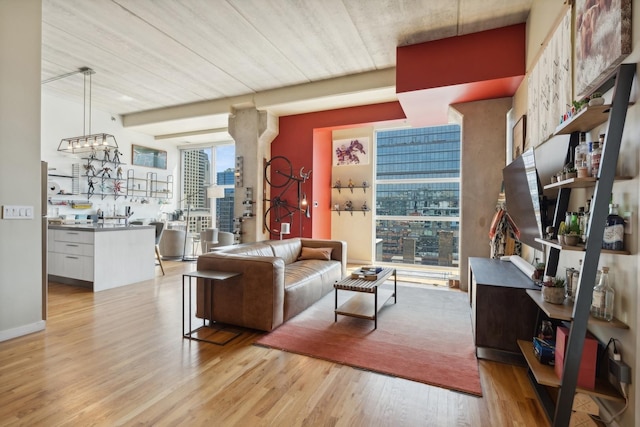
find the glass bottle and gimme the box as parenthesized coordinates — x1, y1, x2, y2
(570, 259, 582, 303)
(575, 132, 590, 176)
(578, 207, 587, 243)
(591, 266, 614, 321)
(565, 267, 576, 300)
(570, 211, 580, 235)
(602, 203, 625, 251)
(538, 320, 554, 341)
(590, 139, 602, 177)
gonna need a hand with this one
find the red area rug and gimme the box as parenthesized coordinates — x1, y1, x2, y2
(255, 284, 482, 396)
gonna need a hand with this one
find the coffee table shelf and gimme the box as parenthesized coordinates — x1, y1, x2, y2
(335, 288, 395, 319)
(334, 268, 396, 329)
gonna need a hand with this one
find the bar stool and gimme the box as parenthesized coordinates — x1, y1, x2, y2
(149, 221, 165, 275)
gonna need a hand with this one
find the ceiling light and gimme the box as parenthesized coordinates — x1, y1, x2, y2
(54, 67, 119, 154)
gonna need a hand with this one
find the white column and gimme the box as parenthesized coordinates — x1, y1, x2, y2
(228, 107, 278, 243)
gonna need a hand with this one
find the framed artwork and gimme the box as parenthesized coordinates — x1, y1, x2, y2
(132, 144, 167, 169)
(574, 0, 632, 98)
(333, 137, 369, 166)
(512, 115, 526, 160)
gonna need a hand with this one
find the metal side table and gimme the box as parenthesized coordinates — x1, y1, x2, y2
(182, 270, 242, 345)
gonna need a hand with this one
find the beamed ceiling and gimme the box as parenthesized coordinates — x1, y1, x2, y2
(42, 0, 533, 145)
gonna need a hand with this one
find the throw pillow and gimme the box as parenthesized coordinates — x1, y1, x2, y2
(298, 247, 333, 261)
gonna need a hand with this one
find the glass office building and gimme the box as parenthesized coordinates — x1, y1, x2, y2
(375, 124, 460, 268)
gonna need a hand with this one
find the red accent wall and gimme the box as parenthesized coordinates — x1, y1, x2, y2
(396, 23, 526, 93)
(396, 23, 525, 126)
(270, 102, 406, 238)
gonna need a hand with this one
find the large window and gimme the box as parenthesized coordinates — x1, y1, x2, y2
(180, 144, 235, 233)
(375, 125, 460, 270)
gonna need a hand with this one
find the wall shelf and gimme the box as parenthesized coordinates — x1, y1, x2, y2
(333, 185, 368, 194)
(126, 170, 173, 200)
(332, 209, 369, 216)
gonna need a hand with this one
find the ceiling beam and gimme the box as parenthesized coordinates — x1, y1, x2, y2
(122, 68, 396, 128)
(154, 127, 229, 140)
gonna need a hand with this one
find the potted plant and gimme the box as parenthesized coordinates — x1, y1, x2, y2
(557, 221, 567, 245)
(542, 277, 566, 304)
(563, 165, 577, 180)
(589, 92, 604, 106)
(534, 262, 546, 281)
(564, 232, 581, 246)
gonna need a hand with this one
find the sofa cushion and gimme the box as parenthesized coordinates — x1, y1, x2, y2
(298, 246, 333, 261)
(269, 239, 302, 265)
(283, 259, 342, 320)
(223, 242, 274, 257)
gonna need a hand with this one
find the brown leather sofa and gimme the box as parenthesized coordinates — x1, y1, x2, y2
(196, 238, 347, 331)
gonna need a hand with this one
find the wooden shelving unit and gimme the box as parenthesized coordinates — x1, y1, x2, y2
(554, 104, 614, 134)
(525, 64, 635, 427)
(526, 289, 628, 328)
(544, 176, 631, 190)
(534, 238, 630, 255)
(518, 340, 624, 401)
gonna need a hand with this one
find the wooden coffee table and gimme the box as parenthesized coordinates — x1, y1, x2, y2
(334, 268, 396, 329)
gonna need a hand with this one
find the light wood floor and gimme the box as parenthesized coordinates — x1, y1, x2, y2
(0, 261, 548, 426)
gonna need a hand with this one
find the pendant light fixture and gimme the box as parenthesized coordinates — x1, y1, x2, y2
(54, 67, 119, 154)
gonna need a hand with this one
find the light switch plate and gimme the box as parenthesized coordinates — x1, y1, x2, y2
(2, 205, 34, 219)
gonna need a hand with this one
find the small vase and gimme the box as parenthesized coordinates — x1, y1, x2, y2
(542, 286, 565, 304)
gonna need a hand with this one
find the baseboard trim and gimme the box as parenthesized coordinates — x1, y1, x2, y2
(0, 320, 46, 342)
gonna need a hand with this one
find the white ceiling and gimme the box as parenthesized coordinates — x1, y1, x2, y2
(41, 0, 533, 144)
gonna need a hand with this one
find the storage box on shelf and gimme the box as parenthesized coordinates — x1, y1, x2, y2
(554, 326, 597, 390)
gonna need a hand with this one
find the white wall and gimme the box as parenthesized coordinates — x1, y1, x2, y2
(41, 92, 180, 223)
(0, 0, 44, 341)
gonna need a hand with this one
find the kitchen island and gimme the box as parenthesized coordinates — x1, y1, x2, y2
(48, 224, 156, 291)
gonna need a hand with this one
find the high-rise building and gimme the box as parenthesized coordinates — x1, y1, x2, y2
(376, 125, 461, 267)
(216, 170, 235, 233)
(182, 150, 210, 210)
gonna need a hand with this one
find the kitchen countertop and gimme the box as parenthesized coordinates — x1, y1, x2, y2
(48, 223, 155, 232)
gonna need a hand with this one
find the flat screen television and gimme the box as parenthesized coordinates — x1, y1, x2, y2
(503, 148, 543, 249)
(502, 135, 572, 250)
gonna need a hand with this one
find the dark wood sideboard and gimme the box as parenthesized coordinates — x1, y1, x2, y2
(468, 257, 539, 364)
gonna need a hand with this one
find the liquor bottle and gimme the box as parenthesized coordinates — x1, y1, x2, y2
(602, 203, 625, 251)
(591, 267, 614, 321)
(575, 132, 590, 177)
(590, 138, 602, 177)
